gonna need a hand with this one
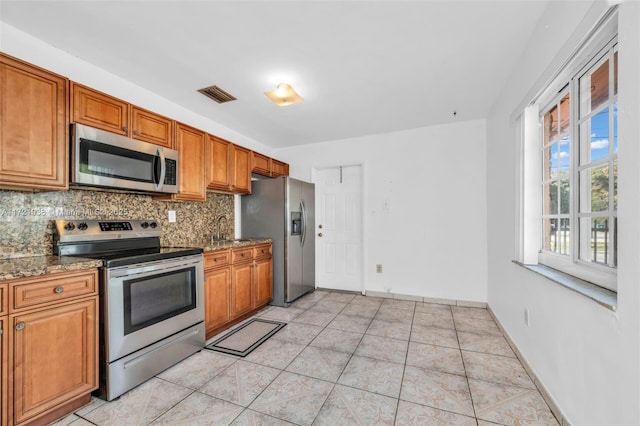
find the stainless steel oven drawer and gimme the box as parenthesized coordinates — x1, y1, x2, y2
(101, 321, 205, 401)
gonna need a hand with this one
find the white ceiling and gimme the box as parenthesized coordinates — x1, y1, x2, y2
(0, 1, 549, 148)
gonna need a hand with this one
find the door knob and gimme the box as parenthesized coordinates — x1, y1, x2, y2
(318, 232, 323, 237)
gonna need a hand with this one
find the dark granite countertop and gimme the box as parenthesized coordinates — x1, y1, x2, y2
(0, 256, 103, 281)
(199, 238, 272, 252)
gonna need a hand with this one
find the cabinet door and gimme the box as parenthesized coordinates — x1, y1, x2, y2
(0, 54, 68, 190)
(71, 83, 128, 136)
(0, 317, 7, 426)
(230, 145, 251, 194)
(10, 297, 98, 425)
(230, 263, 253, 319)
(253, 257, 273, 308)
(251, 152, 271, 177)
(174, 123, 206, 201)
(204, 267, 231, 339)
(131, 106, 173, 148)
(271, 159, 289, 177)
(206, 135, 232, 191)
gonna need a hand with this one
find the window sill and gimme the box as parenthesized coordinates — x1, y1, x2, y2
(512, 260, 617, 311)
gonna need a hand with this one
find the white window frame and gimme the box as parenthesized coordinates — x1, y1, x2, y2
(521, 10, 618, 291)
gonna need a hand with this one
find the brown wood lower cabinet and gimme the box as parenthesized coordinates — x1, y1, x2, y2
(204, 243, 273, 339)
(3, 269, 99, 426)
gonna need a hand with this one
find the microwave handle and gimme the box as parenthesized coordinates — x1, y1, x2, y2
(154, 148, 166, 190)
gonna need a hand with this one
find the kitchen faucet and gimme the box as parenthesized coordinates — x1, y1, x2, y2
(215, 215, 228, 241)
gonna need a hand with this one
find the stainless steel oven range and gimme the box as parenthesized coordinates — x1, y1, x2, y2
(53, 219, 205, 401)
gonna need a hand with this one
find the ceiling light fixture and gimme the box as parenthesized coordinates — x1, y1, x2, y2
(264, 83, 304, 106)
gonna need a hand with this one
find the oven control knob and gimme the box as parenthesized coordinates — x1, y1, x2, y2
(77, 222, 88, 231)
(64, 222, 75, 231)
(149, 222, 158, 229)
(141, 222, 149, 229)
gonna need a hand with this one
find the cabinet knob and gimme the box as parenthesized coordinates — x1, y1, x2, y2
(54, 286, 64, 294)
(15, 322, 25, 331)
(241, 253, 245, 257)
(133, 130, 140, 135)
(122, 126, 129, 132)
(318, 232, 323, 237)
(214, 258, 219, 262)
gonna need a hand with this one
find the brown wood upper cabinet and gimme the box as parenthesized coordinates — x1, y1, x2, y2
(271, 159, 289, 177)
(0, 53, 68, 191)
(71, 83, 173, 148)
(207, 136, 251, 194)
(251, 151, 289, 178)
(158, 122, 206, 201)
(206, 135, 232, 192)
(231, 145, 251, 194)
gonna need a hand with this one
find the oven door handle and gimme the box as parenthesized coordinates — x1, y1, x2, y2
(108, 256, 203, 280)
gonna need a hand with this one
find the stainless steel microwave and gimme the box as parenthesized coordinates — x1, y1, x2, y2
(71, 124, 178, 194)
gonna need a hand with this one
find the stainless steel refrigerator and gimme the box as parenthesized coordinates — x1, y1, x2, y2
(240, 177, 315, 307)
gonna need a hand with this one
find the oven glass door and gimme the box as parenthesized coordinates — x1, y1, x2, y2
(106, 255, 204, 361)
(124, 267, 196, 335)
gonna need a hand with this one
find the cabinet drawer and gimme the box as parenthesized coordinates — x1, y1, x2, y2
(0, 283, 7, 316)
(254, 244, 272, 260)
(11, 269, 98, 312)
(231, 248, 253, 263)
(204, 249, 231, 269)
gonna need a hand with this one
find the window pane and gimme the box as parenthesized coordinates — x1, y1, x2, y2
(580, 58, 609, 117)
(559, 93, 570, 135)
(580, 165, 609, 213)
(579, 109, 610, 165)
(613, 158, 618, 210)
(559, 218, 571, 255)
(543, 218, 558, 252)
(544, 105, 558, 142)
(543, 182, 558, 215)
(580, 217, 610, 265)
(559, 139, 570, 174)
(613, 102, 618, 154)
(614, 51, 618, 96)
(545, 144, 559, 180)
(560, 179, 570, 214)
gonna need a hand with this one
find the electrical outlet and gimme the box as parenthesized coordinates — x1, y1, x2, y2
(168, 210, 177, 223)
(376, 264, 383, 273)
(524, 308, 530, 326)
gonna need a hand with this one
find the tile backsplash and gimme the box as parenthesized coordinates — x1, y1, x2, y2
(0, 188, 234, 259)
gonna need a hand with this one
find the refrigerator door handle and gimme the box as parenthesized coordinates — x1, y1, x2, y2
(300, 200, 306, 247)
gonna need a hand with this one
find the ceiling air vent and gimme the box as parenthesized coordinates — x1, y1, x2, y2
(197, 85, 237, 104)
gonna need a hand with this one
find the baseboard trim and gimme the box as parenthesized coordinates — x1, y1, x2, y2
(487, 306, 571, 426)
(364, 290, 487, 308)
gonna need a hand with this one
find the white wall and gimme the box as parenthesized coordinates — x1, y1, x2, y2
(486, 1, 640, 424)
(277, 120, 488, 303)
(0, 23, 274, 155)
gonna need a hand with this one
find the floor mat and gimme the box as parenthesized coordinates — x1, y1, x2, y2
(205, 318, 286, 357)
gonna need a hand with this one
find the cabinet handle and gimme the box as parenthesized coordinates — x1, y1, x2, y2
(15, 322, 25, 331)
(54, 286, 64, 294)
(122, 126, 129, 132)
(133, 130, 140, 135)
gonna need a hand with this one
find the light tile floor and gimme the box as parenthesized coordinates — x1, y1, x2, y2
(54, 290, 559, 426)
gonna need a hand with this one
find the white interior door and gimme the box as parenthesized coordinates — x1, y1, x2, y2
(315, 165, 362, 292)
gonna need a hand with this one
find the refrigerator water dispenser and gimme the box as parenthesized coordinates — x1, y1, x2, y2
(291, 212, 301, 235)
